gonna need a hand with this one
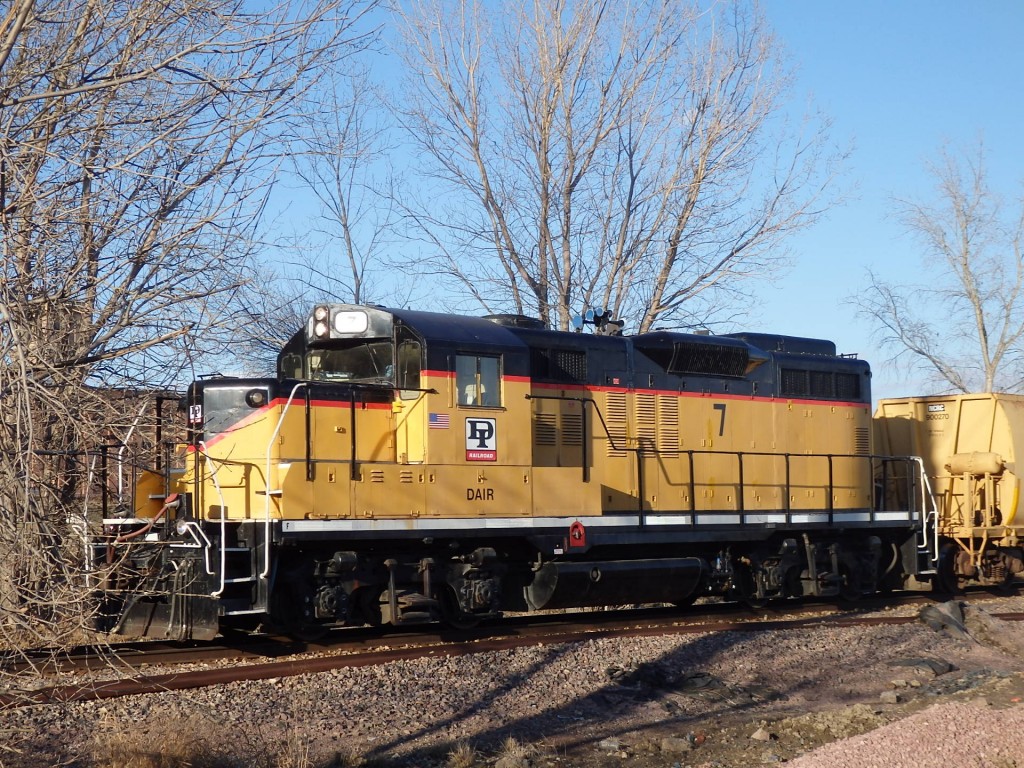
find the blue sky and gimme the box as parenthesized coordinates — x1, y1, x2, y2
(755, 1, 1023, 400)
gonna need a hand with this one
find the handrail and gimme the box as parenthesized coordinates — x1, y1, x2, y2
(262, 382, 308, 579)
(525, 391, 919, 517)
(912, 456, 940, 563)
(198, 440, 228, 596)
(640, 445, 919, 516)
(81, 452, 100, 589)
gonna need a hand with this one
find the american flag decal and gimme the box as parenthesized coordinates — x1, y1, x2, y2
(429, 412, 450, 429)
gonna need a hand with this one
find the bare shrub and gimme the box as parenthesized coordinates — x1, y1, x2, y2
(445, 741, 480, 768)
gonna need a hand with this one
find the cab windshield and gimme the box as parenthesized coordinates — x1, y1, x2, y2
(307, 340, 394, 383)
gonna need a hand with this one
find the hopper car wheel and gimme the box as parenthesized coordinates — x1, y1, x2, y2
(440, 587, 482, 630)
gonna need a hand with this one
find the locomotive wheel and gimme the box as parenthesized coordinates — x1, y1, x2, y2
(733, 564, 769, 610)
(288, 622, 329, 642)
(839, 567, 863, 602)
(672, 591, 700, 609)
(439, 586, 482, 630)
(274, 604, 330, 642)
(874, 542, 902, 594)
(271, 602, 329, 642)
(354, 587, 384, 627)
(782, 566, 804, 599)
(741, 595, 769, 610)
(270, 573, 329, 641)
(838, 556, 864, 601)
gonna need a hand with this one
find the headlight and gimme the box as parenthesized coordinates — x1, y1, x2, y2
(314, 306, 329, 321)
(245, 389, 267, 407)
(334, 310, 369, 334)
(314, 320, 329, 338)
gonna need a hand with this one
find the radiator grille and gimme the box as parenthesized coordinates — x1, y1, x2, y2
(605, 392, 628, 457)
(854, 427, 870, 455)
(635, 394, 657, 450)
(562, 413, 583, 446)
(534, 413, 558, 446)
(658, 396, 680, 452)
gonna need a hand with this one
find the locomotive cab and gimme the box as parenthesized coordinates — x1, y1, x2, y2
(278, 305, 405, 385)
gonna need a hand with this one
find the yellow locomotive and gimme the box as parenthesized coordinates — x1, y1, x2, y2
(96, 304, 926, 639)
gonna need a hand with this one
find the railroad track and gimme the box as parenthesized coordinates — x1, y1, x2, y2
(3, 591, 1019, 710)
(3, 594, 923, 675)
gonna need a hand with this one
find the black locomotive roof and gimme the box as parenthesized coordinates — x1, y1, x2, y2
(725, 332, 837, 357)
(388, 307, 528, 350)
(318, 305, 843, 360)
(284, 304, 869, 399)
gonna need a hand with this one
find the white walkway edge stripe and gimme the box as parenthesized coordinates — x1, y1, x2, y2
(272, 510, 914, 534)
(282, 516, 640, 533)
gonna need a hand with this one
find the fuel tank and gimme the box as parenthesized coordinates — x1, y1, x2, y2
(524, 558, 706, 611)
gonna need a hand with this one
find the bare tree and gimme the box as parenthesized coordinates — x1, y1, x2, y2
(235, 67, 404, 373)
(393, 0, 837, 330)
(0, 0, 377, 652)
(291, 66, 399, 305)
(237, 64, 407, 373)
(857, 143, 1024, 393)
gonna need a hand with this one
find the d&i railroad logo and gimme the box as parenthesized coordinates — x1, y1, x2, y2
(465, 417, 497, 461)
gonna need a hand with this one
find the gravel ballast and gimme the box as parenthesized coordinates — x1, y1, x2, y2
(3, 599, 1024, 767)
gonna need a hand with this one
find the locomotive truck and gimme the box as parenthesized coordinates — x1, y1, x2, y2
(95, 303, 933, 640)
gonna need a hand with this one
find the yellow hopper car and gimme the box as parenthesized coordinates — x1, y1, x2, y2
(875, 393, 1024, 590)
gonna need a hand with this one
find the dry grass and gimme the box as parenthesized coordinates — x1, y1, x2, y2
(91, 714, 227, 768)
(445, 741, 480, 768)
(496, 736, 533, 763)
(92, 726, 214, 768)
(89, 714, 328, 768)
(275, 727, 316, 768)
(77, 711, 553, 768)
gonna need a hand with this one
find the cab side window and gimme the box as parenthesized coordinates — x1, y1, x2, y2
(395, 325, 423, 399)
(456, 354, 500, 407)
(397, 340, 421, 390)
